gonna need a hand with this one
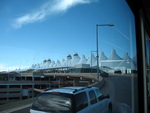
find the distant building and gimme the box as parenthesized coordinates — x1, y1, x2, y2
(29, 49, 137, 74)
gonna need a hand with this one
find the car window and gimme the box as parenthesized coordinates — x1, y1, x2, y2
(32, 93, 72, 113)
(95, 89, 103, 101)
(75, 92, 88, 112)
(89, 90, 97, 105)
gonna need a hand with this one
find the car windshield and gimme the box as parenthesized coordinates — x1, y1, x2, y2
(31, 93, 73, 113)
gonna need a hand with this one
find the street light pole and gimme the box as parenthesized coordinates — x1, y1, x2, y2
(96, 25, 99, 81)
(96, 24, 114, 81)
(91, 51, 97, 75)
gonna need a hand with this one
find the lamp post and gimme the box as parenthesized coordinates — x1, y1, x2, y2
(91, 51, 97, 75)
(96, 24, 114, 81)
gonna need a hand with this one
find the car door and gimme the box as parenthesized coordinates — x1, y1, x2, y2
(95, 89, 110, 113)
(87, 90, 100, 113)
(75, 92, 91, 113)
(76, 90, 100, 113)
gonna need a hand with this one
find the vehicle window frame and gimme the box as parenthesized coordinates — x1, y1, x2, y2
(75, 92, 88, 112)
(89, 90, 98, 105)
(95, 89, 104, 101)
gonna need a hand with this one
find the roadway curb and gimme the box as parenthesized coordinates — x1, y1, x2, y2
(89, 77, 105, 89)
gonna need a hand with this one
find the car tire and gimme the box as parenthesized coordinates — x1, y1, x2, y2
(108, 102, 112, 113)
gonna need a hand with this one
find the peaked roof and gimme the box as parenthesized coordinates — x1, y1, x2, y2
(108, 49, 122, 60)
(117, 53, 136, 69)
(78, 55, 88, 64)
(50, 61, 55, 67)
(71, 53, 80, 66)
(35, 63, 40, 69)
(63, 54, 72, 66)
(61, 59, 66, 66)
(99, 52, 108, 60)
(53, 60, 61, 67)
(86, 53, 97, 66)
(44, 60, 51, 68)
(67, 54, 72, 59)
(29, 49, 137, 71)
(123, 53, 131, 61)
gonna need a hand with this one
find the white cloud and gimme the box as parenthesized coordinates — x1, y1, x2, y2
(12, 0, 97, 29)
(51, 0, 92, 12)
(0, 63, 29, 72)
(0, 64, 7, 71)
(0, 64, 17, 71)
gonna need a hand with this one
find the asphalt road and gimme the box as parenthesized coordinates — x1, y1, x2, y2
(100, 75, 138, 113)
(11, 74, 138, 113)
(11, 107, 30, 113)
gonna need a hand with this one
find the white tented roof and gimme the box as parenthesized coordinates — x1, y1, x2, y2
(71, 53, 80, 66)
(53, 60, 61, 67)
(61, 59, 66, 67)
(40, 60, 47, 68)
(117, 53, 136, 70)
(50, 60, 55, 67)
(78, 55, 88, 64)
(35, 63, 40, 69)
(101, 60, 122, 67)
(29, 49, 137, 72)
(64, 54, 72, 66)
(44, 59, 51, 68)
(108, 49, 122, 60)
(86, 53, 97, 66)
(99, 52, 108, 60)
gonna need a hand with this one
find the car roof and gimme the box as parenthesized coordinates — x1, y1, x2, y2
(44, 87, 98, 94)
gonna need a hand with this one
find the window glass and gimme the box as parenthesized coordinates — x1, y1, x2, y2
(32, 93, 72, 113)
(95, 89, 103, 101)
(0, 0, 138, 113)
(75, 92, 88, 112)
(89, 90, 97, 104)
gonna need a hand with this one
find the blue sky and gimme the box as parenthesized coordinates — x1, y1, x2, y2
(0, 0, 136, 71)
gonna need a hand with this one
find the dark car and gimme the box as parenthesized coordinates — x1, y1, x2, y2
(114, 70, 122, 74)
(100, 71, 109, 77)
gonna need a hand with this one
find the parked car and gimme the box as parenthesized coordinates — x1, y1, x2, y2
(114, 70, 122, 74)
(100, 71, 109, 77)
(30, 87, 112, 113)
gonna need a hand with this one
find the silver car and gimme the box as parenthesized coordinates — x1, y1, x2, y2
(30, 87, 112, 113)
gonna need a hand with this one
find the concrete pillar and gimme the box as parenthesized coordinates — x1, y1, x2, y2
(32, 76, 34, 81)
(48, 77, 51, 89)
(7, 85, 9, 101)
(49, 83, 51, 89)
(73, 78, 80, 86)
(58, 77, 64, 88)
(88, 79, 92, 85)
(32, 84, 34, 98)
(20, 85, 22, 100)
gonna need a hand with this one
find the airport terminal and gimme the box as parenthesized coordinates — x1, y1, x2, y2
(0, 49, 137, 105)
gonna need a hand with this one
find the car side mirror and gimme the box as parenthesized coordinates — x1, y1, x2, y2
(105, 95, 110, 98)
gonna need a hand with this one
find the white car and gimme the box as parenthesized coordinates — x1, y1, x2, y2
(30, 87, 112, 113)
